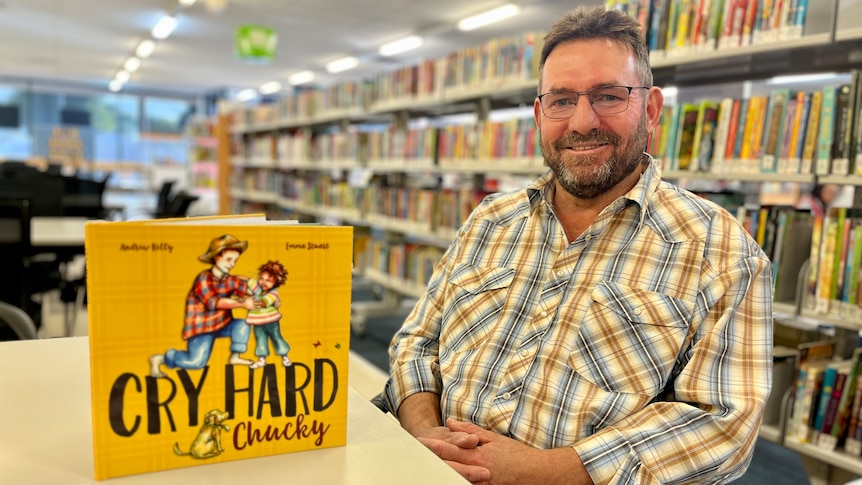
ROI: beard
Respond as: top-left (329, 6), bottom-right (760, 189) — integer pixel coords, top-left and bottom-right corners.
top-left (541, 115), bottom-right (650, 199)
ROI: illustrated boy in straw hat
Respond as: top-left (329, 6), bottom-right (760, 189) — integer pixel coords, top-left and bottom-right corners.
top-left (149, 234), bottom-right (261, 378)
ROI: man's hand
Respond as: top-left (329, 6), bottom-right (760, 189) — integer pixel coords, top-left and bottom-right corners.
top-left (412, 423), bottom-right (491, 484)
top-left (423, 418), bottom-right (593, 485)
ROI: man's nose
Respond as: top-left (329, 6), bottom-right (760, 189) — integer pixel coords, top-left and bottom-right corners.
top-left (566, 97), bottom-right (600, 134)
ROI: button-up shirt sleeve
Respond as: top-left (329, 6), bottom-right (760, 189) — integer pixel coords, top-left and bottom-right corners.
top-left (572, 242), bottom-right (773, 484)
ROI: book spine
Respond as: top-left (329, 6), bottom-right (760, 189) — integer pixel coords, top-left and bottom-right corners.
top-left (816, 86), bottom-right (838, 175)
top-left (801, 90), bottom-right (823, 174)
top-left (831, 83), bottom-right (854, 175)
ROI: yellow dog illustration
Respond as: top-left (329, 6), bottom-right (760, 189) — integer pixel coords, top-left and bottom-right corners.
top-left (173, 409), bottom-right (230, 459)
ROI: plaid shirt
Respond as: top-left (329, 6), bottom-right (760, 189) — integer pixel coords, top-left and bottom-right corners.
top-left (385, 158), bottom-right (773, 484)
top-left (182, 269), bottom-right (249, 339)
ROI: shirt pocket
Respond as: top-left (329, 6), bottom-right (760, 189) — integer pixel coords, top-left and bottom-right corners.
top-left (440, 263), bottom-right (516, 354)
top-left (568, 280), bottom-right (691, 396)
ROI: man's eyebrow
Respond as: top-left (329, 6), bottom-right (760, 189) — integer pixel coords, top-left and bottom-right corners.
top-left (544, 83), bottom-right (621, 93)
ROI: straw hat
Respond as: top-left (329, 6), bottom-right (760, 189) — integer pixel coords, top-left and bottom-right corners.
top-left (198, 234), bottom-right (248, 263)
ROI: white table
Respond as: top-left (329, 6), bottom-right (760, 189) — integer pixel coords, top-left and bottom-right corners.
top-left (30, 216), bottom-right (87, 247)
top-left (0, 337), bottom-right (467, 484)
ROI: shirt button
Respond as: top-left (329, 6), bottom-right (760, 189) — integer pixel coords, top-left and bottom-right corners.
top-left (540, 310), bottom-right (548, 317)
top-left (584, 234), bottom-right (593, 241)
top-left (634, 307), bottom-right (643, 315)
top-left (555, 270), bottom-right (565, 277)
top-left (520, 349), bottom-right (530, 357)
top-left (503, 392), bottom-right (512, 400)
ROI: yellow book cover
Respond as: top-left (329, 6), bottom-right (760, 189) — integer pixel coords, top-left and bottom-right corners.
top-left (85, 215), bottom-right (354, 480)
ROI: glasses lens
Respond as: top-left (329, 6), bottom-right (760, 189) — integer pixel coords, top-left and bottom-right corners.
top-left (541, 93), bottom-right (575, 119)
top-left (588, 86), bottom-right (630, 115)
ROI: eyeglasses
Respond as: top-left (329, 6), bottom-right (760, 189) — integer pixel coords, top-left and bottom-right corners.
top-left (537, 85), bottom-right (649, 119)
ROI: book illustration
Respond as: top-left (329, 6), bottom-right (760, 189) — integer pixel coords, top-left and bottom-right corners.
top-left (149, 234), bottom-right (260, 378)
top-left (173, 409), bottom-right (231, 459)
top-left (86, 218), bottom-right (354, 479)
top-left (247, 260), bottom-right (293, 368)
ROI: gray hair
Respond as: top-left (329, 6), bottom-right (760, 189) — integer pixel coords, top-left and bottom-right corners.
top-left (539, 6), bottom-right (653, 92)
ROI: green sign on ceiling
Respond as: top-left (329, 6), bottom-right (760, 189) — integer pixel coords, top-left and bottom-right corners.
top-left (235, 24), bottom-right (277, 63)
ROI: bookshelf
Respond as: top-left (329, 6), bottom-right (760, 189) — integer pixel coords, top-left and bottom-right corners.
top-left (219, 1), bottom-right (862, 481)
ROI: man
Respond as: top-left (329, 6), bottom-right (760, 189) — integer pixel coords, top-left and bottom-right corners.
top-left (383, 6), bottom-right (772, 484)
top-left (150, 234), bottom-right (260, 378)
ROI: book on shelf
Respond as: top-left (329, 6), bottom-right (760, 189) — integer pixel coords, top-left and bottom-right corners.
top-left (691, 99), bottom-right (719, 171)
top-left (786, 91), bottom-right (811, 174)
top-left (84, 214), bottom-right (354, 480)
top-left (815, 85), bottom-right (838, 175)
top-left (814, 357), bottom-right (854, 450)
top-left (831, 83), bottom-right (855, 175)
top-left (761, 89), bottom-right (790, 174)
top-left (800, 90), bottom-right (823, 175)
top-left (675, 103), bottom-right (700, 170)
top-left (817, 347), bottom-right (862, 451)
top-left (788, 339), bottom-right (834, 443)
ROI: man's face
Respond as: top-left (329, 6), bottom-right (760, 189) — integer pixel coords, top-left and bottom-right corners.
top-left (213, 249), bottom-right (241, 275)
top-left (533, 38), bottom-right (663, 199)
top-left (258, 271), bottom-right (276, 292)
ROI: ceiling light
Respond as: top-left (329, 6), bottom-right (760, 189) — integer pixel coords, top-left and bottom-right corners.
top-left (151, 15), bottom-right (178, 40)
top-left (661, 86), bottom-right (678, 97)
top-left (136, 39), bottom-right (156, 58)
top-left (259, 81), bottom-right (282, 95)
top-left (178, 0), bottom-right (198, 6)
top-left (288, 70), bottom-right (315, 85)
top-left (108, 80), bottom-right (124, 92)
top-left (326, 56), bottom-right (359, 73)
top-left (379, 35), bottom-right (424, 57)
top-left (115, 70), bottom-right (131, 83)
top-left (457, 4), bottom-right (521, 31)
top-left (766, 72), bottom-right (840, 85)
top-left (124, 57), bottom-right (142, 73)
top-left (236, 88), bottom-right (258, 102)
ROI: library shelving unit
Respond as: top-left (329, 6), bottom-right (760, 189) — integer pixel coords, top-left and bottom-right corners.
top-left (221, 1), bottom-right (862, 482)
top-left (185, 115), bottom-right (220, 215)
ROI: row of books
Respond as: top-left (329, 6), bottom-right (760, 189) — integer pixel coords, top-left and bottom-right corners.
top-left (233, 121), bottom-right (543, 168)
top-left (228, 31), bottom-right (544, 130)
top-left (366, 238), bottom-right (445, 288)
top-left (231, 170), bottom-right (490, 235)
top-left (786, 341), bottom-right (862, 456)
top-left (733, 205), bottom-right (812, 303)
top-left (806, 207), bottom-right (862, 318)
top-left (653, 71), bottom-right (862, 176)
top-left (608, 0), bottom-right (812, 56)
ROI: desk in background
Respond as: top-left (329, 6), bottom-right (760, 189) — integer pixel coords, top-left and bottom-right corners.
top-left (0, 338), bottom-right (467, 484)
top-left (31, 216), bottom-right (87, 248)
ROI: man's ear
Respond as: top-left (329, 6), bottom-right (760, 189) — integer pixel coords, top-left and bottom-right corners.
top-left (533, 97), bottom-right (542, 130)
top-left (645, 86), bottom-right (664, 131)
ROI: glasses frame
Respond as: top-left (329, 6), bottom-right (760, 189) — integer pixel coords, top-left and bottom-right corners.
top-left (537, 85), bottom-right (650, 119)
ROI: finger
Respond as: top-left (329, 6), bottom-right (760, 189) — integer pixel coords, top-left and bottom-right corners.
top-left (447, 418), bottom-right (489, 438)
top-left (418, 437), bottom-right (477, 464)
top-left (443, 460), bottom-right (491, 483)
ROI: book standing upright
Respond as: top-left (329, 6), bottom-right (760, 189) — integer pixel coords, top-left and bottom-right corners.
top-left (85, 215), bottom-right (354, 480)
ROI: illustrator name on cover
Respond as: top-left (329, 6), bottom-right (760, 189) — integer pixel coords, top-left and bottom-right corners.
top-left (120, 242), bottom-right (174, 253)
top-left (285, 241), bottom-right (329, 251)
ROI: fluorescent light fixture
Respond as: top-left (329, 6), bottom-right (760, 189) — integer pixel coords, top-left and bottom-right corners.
top-left (288, 70), bottom-right (315, 85)
top-left (767, 72), bottom-right (839, 85)
top-left (236, 88), bottom-right (258, 102)
top-left (457, 4), bottom-right (521, 31)
top-left (179, 0), bottom-right (198, 6)
top-left (326, 56), bottom-right (359, 73)
top-left (136, 39), bottom-right (156, 58)
top-left (259, 81), bottom-right (283, 95)
top-left (115, 70), bottom-right (131, 83)
top-left (379, 35), bottom-right (424, 57)
top-left (108, 79), bottom-right (124, 92)
top-left (124, 57), bottom-right (142, 73)
top-left (660, 86), bottom-right (678, 98)
top-left (151, 15), bottom-right (178, 40)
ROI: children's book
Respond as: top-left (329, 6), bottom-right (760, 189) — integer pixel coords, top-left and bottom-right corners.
top-left (85, 214), bottom-right (355, 480)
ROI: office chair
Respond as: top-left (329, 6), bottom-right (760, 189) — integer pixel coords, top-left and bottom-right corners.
top-left (0, 301), bottom-right (38, 340)
top-left (0, 195), bottom-right (63, 328)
